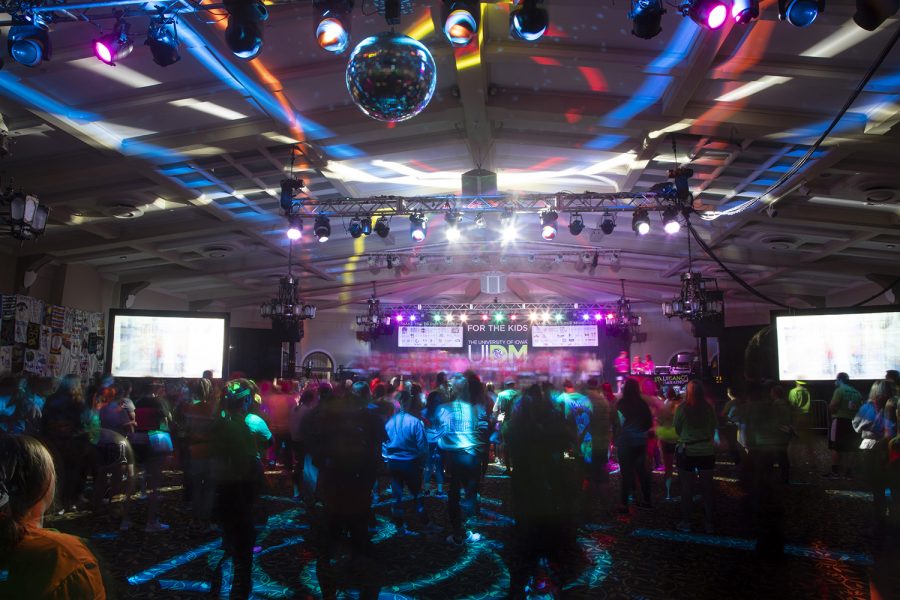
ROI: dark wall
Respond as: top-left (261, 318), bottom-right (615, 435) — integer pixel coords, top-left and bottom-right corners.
top-left (228, 327), bottom-right (283, 380)
top-left (718, 323), bottom-right (767, 394)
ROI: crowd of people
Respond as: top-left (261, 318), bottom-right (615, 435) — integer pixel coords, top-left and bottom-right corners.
top-left (0, 367), bottom-right (898, 599)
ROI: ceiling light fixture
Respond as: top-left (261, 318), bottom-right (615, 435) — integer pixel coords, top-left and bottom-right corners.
top-left (8, 18), bottom-right (52, 67)
top-left (224, 0), bottom-right (268, 60)
top-left (374, 216), bottom-right (390, 237)
top-left (409, 212), bottom-right (427, 242)
top-left (600, 212), bottom-right (616, 235)
top-left (568, 213), bottom-right (585, 236)
top-left (500, 207), bottom-right (517, 243)
top-left (778, 0), bottom-right (823, 27)
top-left (445, 210), bottom-right (463, 242)
top-left (146, 15), bottom-right (181, 67)
top-left (314, 214), bottom-right (331, 242)
top-left (443, 0), bottom-right (480, 47)
top-left (94, 17), bottom-right (134, 65)
top-left (632, 207), bottom-right (651, 235)
top-left (683, 0), bottom-right (728, 29)
top-left (540, 209), bottom-right (558, 240)
top-left (662, 205), bottom-right (681, 234)
top-left (510, 0), bottom-right (549, 41)
top-left (314, 0), bottom-right (353, 53)
top-left (1, 183), bottom-right (50, 241)
top-left (731, 0), bottom-right (760, 23)
top-left (348, 216), bottom-right (364, 238)
top-left (361, 215), bottom-right (373, 236)
top-left (286, 214), bottom-right (302, 240)
top-left (629, 0), bottom-right (665, 39)
top-left (854, 0), bottom-right (898, 30)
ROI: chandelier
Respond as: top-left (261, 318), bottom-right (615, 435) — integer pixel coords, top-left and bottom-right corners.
top-left (662, 218), bottom-right (724, 321)
top-left (611, 279), bottom-right (642, 329)
top-left (356, 285), bottom-right (393, 341)
top-left (1, 180), bottom-right (49, 240)
top-left (259, 239), bottom-right (316, 324)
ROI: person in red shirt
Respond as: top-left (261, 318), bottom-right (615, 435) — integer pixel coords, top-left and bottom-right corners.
top-left (0, 433), bottom-right (107, 599)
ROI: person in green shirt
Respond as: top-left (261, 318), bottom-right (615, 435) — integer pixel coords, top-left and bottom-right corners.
top-left (787, 381), bottom-right (817, 479)
top-left (826, 372), bottom-right (863, 479)
top-left (673, 379), bottom-right (717, 533)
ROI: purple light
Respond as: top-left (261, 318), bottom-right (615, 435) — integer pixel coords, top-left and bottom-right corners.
top-left (582, 313), bottom-right (590, 321)
top-left (708, 4), bottom-right (727, 28)
top-left (396, 314), bottom-right (404, 322)
top-left (286, 226), bottom-right (301, 240)
top-left (595, 313), bottom-right (603, 320)
top-left (410, 314), bottom-right (417, 322)
top-left (94, 41), bottom-right (113, 64)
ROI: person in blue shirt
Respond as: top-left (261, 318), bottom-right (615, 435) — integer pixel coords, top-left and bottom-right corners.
top-left (382, 390), bottom-right (430, 531)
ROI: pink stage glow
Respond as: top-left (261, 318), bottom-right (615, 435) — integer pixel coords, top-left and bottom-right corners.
top-left (396, 314), bottom-right (405, 322)
top-left (530, 56), bottom-right (562, 66)
top-left (95, 41), bottom-right (113, 64)
top-left (577, 66), bottom-right (607, 92)
top-left (708, 4), bottom-right (727, 28)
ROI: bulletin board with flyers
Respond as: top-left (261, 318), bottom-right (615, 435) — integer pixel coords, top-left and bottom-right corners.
top-left (0, 295), bottom-right (105, 378)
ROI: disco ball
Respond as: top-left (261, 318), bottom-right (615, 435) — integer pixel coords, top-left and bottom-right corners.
top-left (345, 32), bottom-right (437, 123)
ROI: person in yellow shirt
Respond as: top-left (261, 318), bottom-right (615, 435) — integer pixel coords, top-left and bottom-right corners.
top-left (0, 433), bottom-right (106, 599)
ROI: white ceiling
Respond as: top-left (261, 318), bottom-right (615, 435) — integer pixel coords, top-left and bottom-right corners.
top-left (1, 0), bottom-right (899, 316)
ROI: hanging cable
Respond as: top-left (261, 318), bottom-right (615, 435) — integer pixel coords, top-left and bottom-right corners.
top-left (687, 221), bottom-right (791, 308)
top-left (700, 22), bottom-right (900, 221)
top-left (852, 276), bottom-right (900, 307)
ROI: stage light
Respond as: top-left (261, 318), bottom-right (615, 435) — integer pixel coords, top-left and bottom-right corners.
top-left (582, 313), bottom-right (590, 321)
top-left (731, 0), bottom-right (760, 23)
top-left (778, 0), bottom-right (822, 27)
top-left (434, 313), bottom-right (442, 322)
top-left (315, 0), bottom-right (353, 53)
top-left (568, 213), bottom-right (585, 236)
top-left (474, 213), bottom-right (486, 228)
top-left (629, 0), bottom-right (665, 39)
top-left (595, 312), bottom-right (603, 321)
top-left (224, 0), bottom-right (268, 59)
top-left (500, 208), bottom-right (517, 243)
top-left (686, 0), bottom-right (728, 29)
top-left (446, 313), bottom-right (454, 321)
top-left (510, 0), bottom-right (549, 41)
top-left (482, 314), bottom-right (489, 321)
top-left (396, 314), bottom-right (404, 322)
top-left (348, 217), bottom-right (364, 238)
top-left (8, 22), bottom-right (51, 67)
top-left (286, 214), bottom-right (302, 240)
top-left (410, 314), bottom-right (418, 322)
top-left (374, 216), bottom-right (390, 238)
top-left (662, 205), bottom-right (681, 234)
top-left (443, 0), bottom-right (480, 47)
top-left (314, 215), bottom-right (331, 242)
top-left (542, 311), bottom-right (551, 321)
top-left (446, 211), bottom-right (463, 242)
top-left (510, 314), bottom-right (518, 321)
top-left (494, 312), bottom-right (505, 322)
top-left (540, 210), bottom-right (558, 240)
top-left (146, 17), bottom-right (180, 67)
top-left (409, 212), bottom-right (427, 242)
top-left (361, 215), bottom-right (372, 236)
top-left (94, 19), bottom-right (134, 65)
top-left (460, 313), bottom-right (469, 322)
top-left (854, 0), bottom-right (898, 31)
top-left (529, 312), bottom-right (538, 321)
top-left (554, 313), bottom-right (563, 321)
top-left (600, 212), bottom-right (616, 235)
top-left (632, 207), bottom-right (651, 235)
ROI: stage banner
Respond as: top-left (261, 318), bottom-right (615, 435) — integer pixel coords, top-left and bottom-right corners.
top-left (531, 324), bottom-right (599, 348)
top-left (398, 325), bottom-right (463, 348)
top-left (463, 322), bottom-right (530, 364)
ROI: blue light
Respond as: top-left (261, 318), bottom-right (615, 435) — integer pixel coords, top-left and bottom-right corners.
top-left (647, 20), bottom-right (698, 74)
top-left (584, 134), bottom-right (628, 150)
top-left (323, 143), bottom-right (365, 159)
top-left (598, 75), bottom-right (672, 129)
top-left (127, 539), bottom-right (222, 585)
top-left (782, 0), bottom-right (819, 27)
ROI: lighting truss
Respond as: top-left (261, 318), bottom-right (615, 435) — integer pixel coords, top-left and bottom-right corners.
top-left (288, 191), bottom-right (673, 218)
top-left (361, 248), bottom-right (623, 264)
top-left (385, 302), bottom-right (622, 313)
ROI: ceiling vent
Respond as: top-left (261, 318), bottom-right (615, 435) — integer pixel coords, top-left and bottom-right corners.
top-left (202, 245), bottom-right (235, 259)
top-left (862, 187), bottom-right (898, 205)
top-left (758, 235), bottom-right (798, 251)
top-left (108, 204), bottom-right (144, 219)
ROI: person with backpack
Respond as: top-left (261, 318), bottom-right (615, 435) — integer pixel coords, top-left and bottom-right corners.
top-left (827, 372), bottom-right (863, 479)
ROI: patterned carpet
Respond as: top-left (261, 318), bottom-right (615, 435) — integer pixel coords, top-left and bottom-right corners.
top-left (45, 440), bottom-right (898, 600)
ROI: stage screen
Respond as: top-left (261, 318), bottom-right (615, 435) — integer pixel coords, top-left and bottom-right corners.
top-left (398, 326), bottom-right (463, 348)
top-left (109, 310), bottom-right (228, 378)
top-left (532, 325), bottom-right (599, 348)
top-left (775, 310), bottom-right (900, 381)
